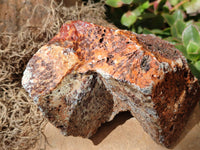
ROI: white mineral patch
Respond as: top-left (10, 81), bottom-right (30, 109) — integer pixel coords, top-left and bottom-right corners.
top-left (37, 45), bottom-right (50, 55)
top-left (62, 48), bottom-right (74, 56)
top-left (34, 97), bottom-right (39, 104)
top-left (135, 44), bottom-right (141, 49)
top-left (160, 62), bottom-right (171, 73)
top-left (114, 29), bottom-right (120, 34)
top-left (67, 25), bottom-right (70, 30)
top-left (171, 61), bottom-right (175, 69)
top-left (97, 55), bottom-right (102, 60)
top-left (175, 58), bottom-right (183, 68)
top-left (96, 69), bottom-right (111, 79)
top-left (22, 66), bottom-right (32, 93)
top-left (114, 60), bottom-right (118, 64)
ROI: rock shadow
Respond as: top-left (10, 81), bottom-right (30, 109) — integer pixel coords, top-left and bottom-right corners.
top-left (90, 111), bottom-right (133, 145)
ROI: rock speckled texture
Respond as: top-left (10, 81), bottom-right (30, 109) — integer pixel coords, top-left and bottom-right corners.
top-left (22, 21), bottom-right (200, 148)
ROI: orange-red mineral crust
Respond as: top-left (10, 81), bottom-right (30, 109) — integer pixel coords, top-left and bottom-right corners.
top-left (22, 21), bottom-right (200, 148)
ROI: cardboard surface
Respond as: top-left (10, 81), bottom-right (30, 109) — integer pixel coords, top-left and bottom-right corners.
top-left (32, 105), bottom-right (200, 150)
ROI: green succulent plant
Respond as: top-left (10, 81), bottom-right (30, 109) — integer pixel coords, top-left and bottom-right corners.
top-left (105, 0), bottom-right (200, 80)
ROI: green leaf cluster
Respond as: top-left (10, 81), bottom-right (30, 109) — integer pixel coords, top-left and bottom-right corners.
top-left (106, 0), bottom-right (150, 28)
top-left (163, 10), bottom-right (200, 79)
top-left (105, 0), bottom-right (200, 80)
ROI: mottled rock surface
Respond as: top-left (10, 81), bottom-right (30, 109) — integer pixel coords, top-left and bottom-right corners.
top-left (22, 21), bottom-right (200, 148)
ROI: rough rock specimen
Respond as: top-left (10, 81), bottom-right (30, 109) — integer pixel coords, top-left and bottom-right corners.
top-left (22, 21), bottom-right (200, 148)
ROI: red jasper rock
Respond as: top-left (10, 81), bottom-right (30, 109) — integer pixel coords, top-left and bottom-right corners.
top-left (22, 21), bottom-right (200, 148)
